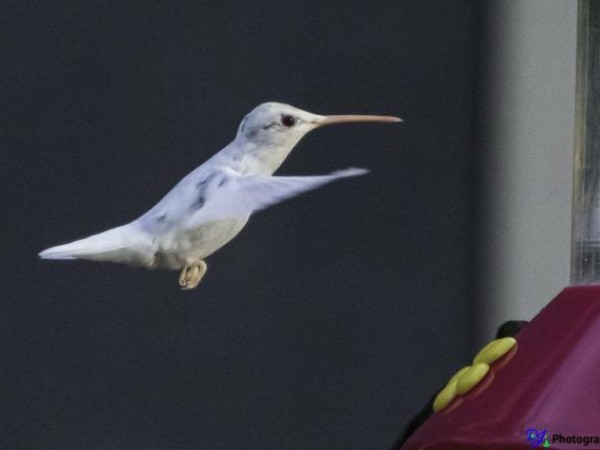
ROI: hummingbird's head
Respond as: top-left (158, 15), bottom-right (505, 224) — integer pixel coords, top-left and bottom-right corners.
top-left (234, 102), bottom-right (401, 172)
top-left (236, 102), bottom-right (322, 148)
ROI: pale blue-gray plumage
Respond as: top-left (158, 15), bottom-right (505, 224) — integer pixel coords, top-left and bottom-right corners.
top-left (39, 102), bottom-right (401, 289)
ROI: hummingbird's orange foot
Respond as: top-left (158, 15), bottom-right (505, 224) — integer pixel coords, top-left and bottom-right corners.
top-left (178, 260), bottom-right (207, 290)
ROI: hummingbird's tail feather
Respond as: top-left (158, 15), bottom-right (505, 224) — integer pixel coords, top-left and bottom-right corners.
top-left (39, 223), bottom-right (155, 267)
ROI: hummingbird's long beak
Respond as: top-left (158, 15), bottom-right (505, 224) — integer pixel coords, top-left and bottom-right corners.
top-left (315, 114), bottom-right (402, 127)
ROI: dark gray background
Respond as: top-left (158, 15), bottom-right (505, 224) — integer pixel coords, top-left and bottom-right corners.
top-left (1, 1), bottom-right (482, 448)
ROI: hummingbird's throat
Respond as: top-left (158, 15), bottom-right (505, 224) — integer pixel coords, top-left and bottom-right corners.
top-left (250, 141), bottom-right (298, 174)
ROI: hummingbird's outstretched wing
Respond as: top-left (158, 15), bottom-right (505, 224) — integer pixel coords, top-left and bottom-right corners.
top-left (185, 167), bottom-right (368, 227)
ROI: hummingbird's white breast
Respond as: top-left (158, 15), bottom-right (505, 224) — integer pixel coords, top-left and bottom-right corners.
top-left (151, 216), bottom-right (249, 270)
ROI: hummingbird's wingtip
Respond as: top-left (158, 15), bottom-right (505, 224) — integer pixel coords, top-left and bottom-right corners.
top-left (333, 167), bottom-right (370, 177)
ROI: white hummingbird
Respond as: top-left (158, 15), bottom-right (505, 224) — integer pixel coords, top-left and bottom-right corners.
top-left (39, 102), bottom-right (401, 290)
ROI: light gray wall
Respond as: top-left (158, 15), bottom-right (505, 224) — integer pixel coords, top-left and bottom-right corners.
top-left (479, 0), bottom-right (578, 341)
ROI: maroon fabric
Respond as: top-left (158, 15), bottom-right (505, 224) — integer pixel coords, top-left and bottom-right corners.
top-left (403, 285), bottom-right (600, 450)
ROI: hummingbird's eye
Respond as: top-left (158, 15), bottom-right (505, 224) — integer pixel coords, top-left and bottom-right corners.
top-left (281, 115), bottom-right (296, 128)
